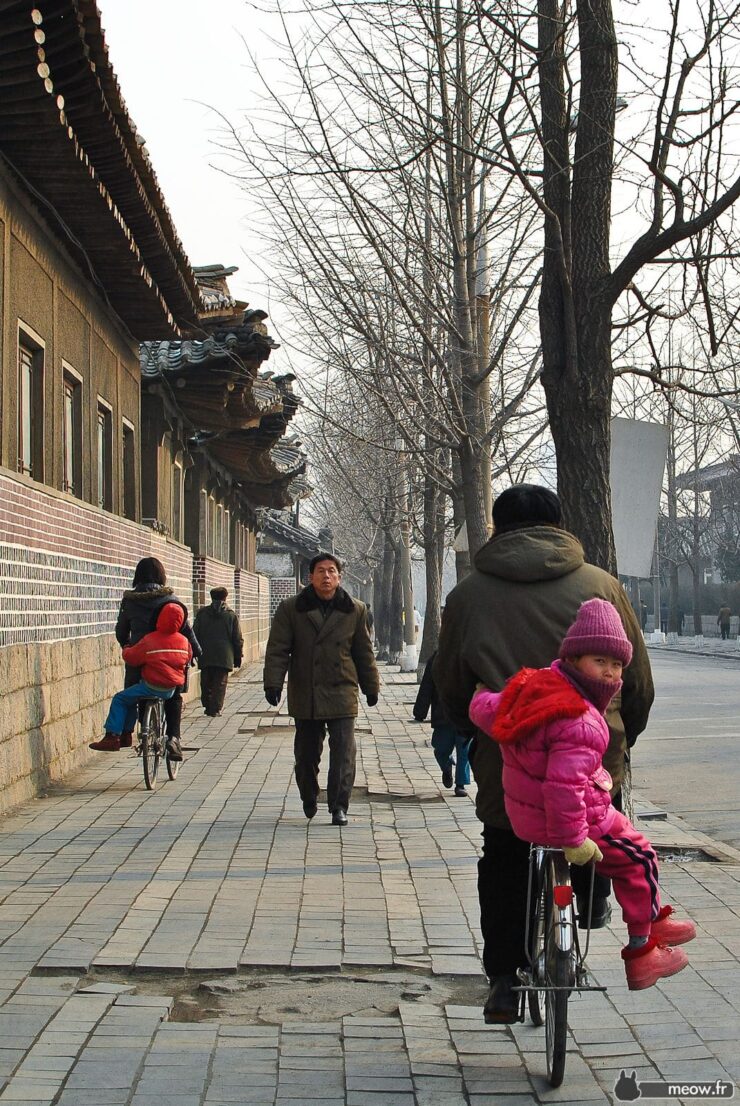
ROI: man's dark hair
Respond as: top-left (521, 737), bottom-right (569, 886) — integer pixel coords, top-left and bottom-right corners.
top-left (210, 587), bottom-right (228, 601)
top-left (132, 557), bottom-right (167, 588)
top-left (492, 484), bottom-right (562, 534)
top-left (309, 552), bottom-right (343, 574)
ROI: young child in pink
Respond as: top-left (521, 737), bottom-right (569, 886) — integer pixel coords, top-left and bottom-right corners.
top-left (469, 598), bottom-right (696, 991)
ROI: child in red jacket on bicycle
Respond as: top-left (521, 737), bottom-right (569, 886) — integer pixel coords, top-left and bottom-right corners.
top-left (470, 599), bottom-right (696, 991)
top-left (92, 602), bottom-right (192, 758)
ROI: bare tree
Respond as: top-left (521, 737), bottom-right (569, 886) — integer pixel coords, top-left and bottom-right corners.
top-left (475, 0), bottom-right (740, 569)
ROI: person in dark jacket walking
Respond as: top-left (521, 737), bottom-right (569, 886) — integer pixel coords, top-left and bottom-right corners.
top-left (263, 553), bottom-right (380, 826)
top-left (193, 587), bottom-right (244, 717)
top-left (413, 652), bottom-right (471, 796)
top-left (93, 603), bottom-right (192, 744)
top-left (89, 557), bottom-right (201, 759)
top-left (435, 485), bottom-right (654, 1024)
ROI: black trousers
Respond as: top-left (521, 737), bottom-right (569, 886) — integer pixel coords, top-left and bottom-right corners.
top-left (200, 667), bottom-right (230, 715)
top-left (294, 717), bottom-right (356, 812)
top-left (479, 793), bottom-right (621, 981)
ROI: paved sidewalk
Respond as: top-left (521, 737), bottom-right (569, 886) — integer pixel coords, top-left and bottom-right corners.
top-left (0, 664), bottom-right (737, 1104)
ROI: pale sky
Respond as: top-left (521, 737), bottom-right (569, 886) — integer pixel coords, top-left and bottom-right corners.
top-left (95, 0), bottom-right (290, 332)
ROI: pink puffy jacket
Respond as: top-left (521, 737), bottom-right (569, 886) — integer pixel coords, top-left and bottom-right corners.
top-left (468, 661), bottom-right (618, 848)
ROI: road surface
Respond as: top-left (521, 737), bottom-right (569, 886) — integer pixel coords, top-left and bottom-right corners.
top-left (633, 650), bottom-right (740, 848)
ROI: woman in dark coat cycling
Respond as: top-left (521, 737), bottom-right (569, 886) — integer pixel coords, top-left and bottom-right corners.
top-left (89, 557), bottom-right (201, 759)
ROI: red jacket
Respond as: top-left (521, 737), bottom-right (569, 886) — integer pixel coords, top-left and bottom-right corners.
top-left (122, 603), bottom-right (192, 688)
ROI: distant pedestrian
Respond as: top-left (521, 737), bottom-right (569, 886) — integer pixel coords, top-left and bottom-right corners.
top-left (263, 553), bottom-right (379, 827)
top-left (193, 588), bottom-right (244, 717)
top-left (718, 605), bottom-right (731, 640)
top-left (639, 601), bottom-right (648, 633)
top-left (413, 652), bottom-right (471, 797)
top-left (677, 607), bottom-right (685, 636)
top-left (660, 602), bottom-right (668, 634)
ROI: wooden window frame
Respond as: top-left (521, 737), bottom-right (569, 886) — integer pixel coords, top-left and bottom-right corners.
top-left (96, 398), bottom-right (113, 512)
top-left (17, 323), bottom-right (45, 480)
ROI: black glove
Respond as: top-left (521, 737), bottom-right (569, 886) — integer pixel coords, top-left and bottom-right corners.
top-left (265, 687), bottom-right (282, 706)
top-left (366, 693), bottom-right (378, 707)
top-left (234, 656), bottom-right (243, 670)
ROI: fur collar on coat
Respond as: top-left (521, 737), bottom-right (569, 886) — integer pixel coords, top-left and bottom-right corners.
top-left (122, 584), bottom-right (174, 602)
top-left (295, 585), bottom-right (356, 614)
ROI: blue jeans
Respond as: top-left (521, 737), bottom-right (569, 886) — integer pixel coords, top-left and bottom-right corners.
top-left (431, 724), bottom-right (471, 788)
top-left (104, 681), bottom-right (175, 736)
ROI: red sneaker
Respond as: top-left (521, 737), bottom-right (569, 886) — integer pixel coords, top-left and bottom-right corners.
top-left (651, 905), bottom-right (696, 946)
top-left (622, 938), bottom-right (689, 991)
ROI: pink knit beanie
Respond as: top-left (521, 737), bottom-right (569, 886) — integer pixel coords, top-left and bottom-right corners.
top-left (558, 598), bottom-right (633, 666)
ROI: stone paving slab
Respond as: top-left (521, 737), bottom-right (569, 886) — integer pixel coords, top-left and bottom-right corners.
top-left (0, 663), bottom-right (736, 1102)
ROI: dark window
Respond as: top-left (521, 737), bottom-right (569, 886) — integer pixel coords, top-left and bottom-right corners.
top-left (18, 337), bottom-right (43, 478)
top-left (97, 403), bottom-right (113, 511)
top-left (62, 372), bottom-right (82, 496)
top-left (122, 423), bottom-right (136, 520)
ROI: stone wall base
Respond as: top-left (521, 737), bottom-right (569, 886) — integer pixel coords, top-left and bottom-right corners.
top-left (0, 634), bottom-right (202, 818)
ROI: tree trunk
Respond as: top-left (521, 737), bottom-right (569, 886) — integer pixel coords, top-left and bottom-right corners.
top-left (389, 545), bottom-right (404, 664)
top-left (376, 526), bottom-right (395, 661)
top-left (418, 473), bottom-right (443, 676)
top-left (537, 0), bottom-right (619, 572)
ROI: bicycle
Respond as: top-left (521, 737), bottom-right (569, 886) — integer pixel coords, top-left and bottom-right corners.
top-left (136, 698), bottom-right (180, 790)
top-left (513, 845), bottom-right (606, 1088)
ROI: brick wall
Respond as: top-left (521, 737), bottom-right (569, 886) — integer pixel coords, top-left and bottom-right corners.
top-left (0, 468), bottom-right (194, 646)
top-left (269, 577), bottom-right (297, 620)
top-left (0, 467), bottom-right (271, 810)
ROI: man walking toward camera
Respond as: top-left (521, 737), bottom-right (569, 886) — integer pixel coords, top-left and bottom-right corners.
top-left (263, 553), bottom-right (379, 826)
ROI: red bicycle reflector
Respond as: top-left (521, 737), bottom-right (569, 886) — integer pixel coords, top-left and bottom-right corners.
top-left (553, 885), bottom-right (573, 908)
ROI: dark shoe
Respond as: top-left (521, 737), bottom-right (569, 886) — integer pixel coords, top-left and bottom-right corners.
top-left (483, 974), bottom-right (520, 1024)
top-left (119, 731), bottom-right (133, 749)
top-left (166, 738), bottom-right (183, 762)
top-left (303, 800), bottom-right (318, 820)
top-left (89, 733), bottom-right (120, 752)
top-left (442, 765), bottom-right (454, 789)
top-left (454, 786), bottom-right (468, 797)
top-left (577, 895), bottom-right (612, 930)
top-left (331, 808), bottom-right (348, 826)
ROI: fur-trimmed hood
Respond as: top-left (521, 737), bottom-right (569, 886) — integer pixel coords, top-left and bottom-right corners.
top-left (121, 584), bottom-right (174, 603)
top-left (490, 666), bottom-right (588, 744)
top-left (295, 585), bottom-right (355, 614)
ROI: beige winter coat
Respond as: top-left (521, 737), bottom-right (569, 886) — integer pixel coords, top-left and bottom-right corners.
top-left (435, 526), bottom-right (654, 829)
top-left (263, 585), bottom-right (379, 720)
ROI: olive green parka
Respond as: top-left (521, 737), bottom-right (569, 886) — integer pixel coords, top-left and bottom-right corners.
top-left (435, 526), bottom-right (654, 829)
top-left (263, 585), bottom-right (380, 719)
top-left (193, 601), bottom-right (243, 671)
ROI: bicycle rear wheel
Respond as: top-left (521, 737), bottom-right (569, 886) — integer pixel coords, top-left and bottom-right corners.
top-left (166, 751), bottom-right (180, 781)
top-left (527, 852), bottom-right (545, 1027)
top-left (544, 853), bottom-right (574, 1088)
top-left (141, 701), bottom-right (161, 790)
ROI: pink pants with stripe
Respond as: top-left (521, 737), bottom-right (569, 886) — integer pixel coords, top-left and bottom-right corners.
top-left (591, 811), bottom-right (661, 938)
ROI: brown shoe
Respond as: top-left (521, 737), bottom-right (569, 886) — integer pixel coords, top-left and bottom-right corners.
top-left (89, 733), bottom-right (120, 752)
top-left (119, 731), bottom-right (134, 749)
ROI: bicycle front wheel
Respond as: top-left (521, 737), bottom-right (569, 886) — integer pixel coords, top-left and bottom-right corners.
top-left (141, 702), bottom-right (161, 790)
top-left (544, 853), bottom-right (574, 1087)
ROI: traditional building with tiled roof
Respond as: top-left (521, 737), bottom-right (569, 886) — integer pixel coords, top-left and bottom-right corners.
top-left (0, 0), bottom-right (308, 812)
